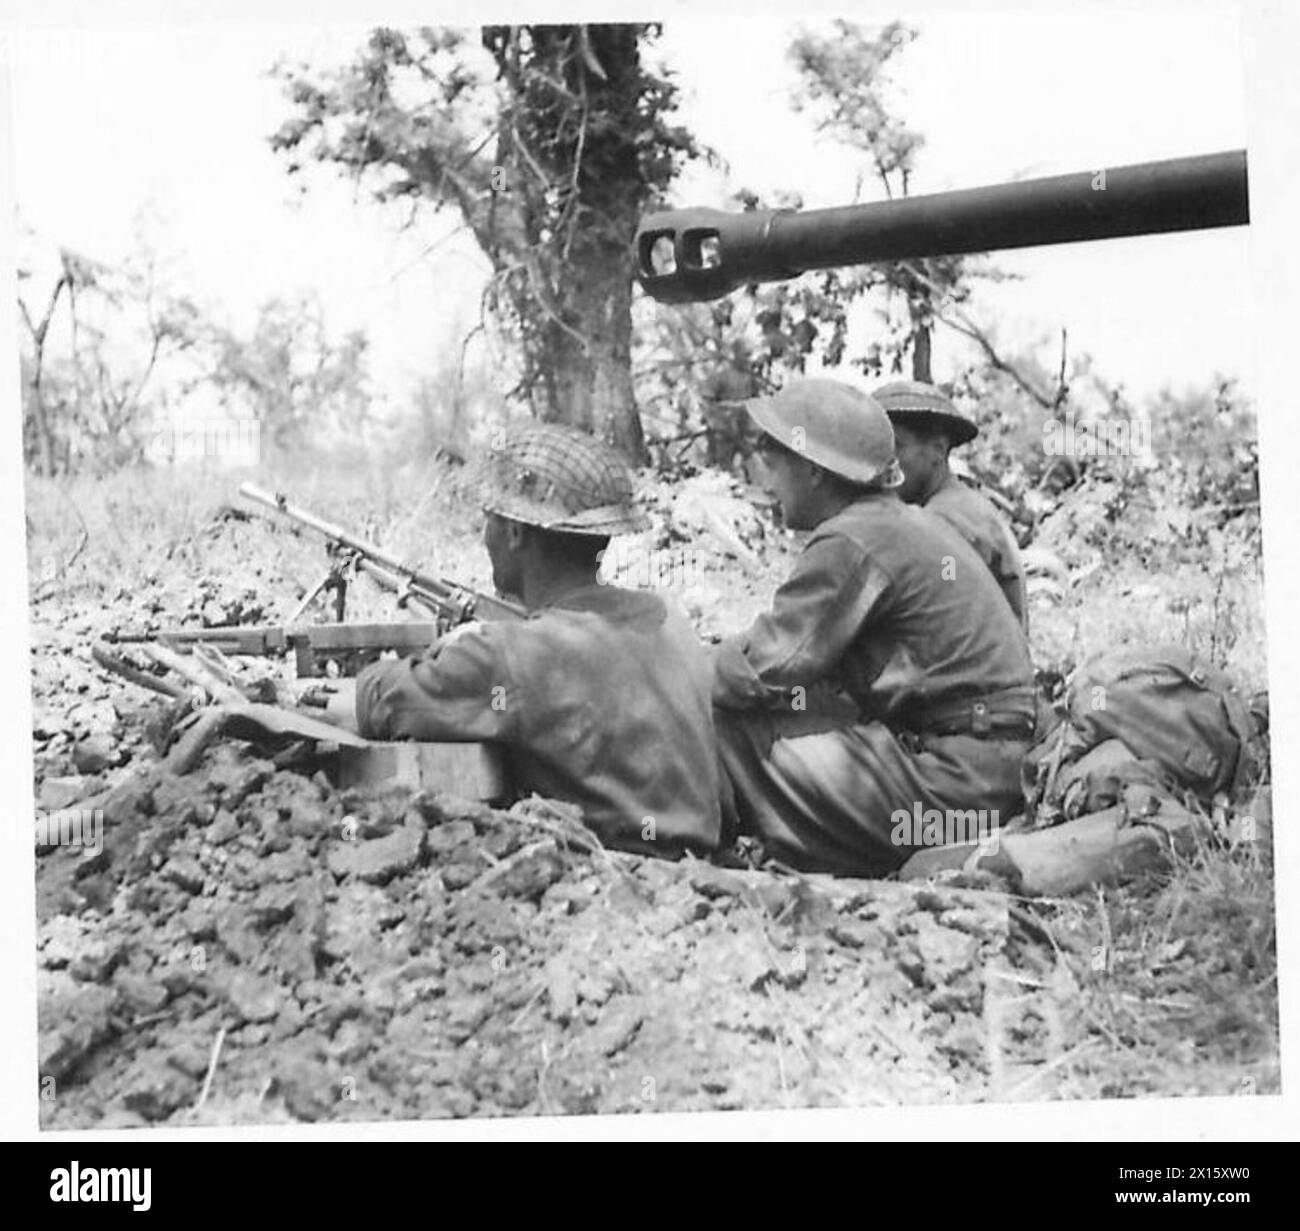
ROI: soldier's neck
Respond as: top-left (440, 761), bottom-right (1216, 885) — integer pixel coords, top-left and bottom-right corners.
top-left (809, 484), bottom-right (894, 528)
top-left (920, 462), bottom-right (952, 504)
top-left (519, 563), bottom-right (601, 612)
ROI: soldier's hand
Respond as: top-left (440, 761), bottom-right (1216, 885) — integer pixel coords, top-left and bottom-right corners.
top-left (293, 679), bottom-right (359, 735)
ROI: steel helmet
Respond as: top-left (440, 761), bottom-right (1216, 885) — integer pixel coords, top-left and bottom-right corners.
top-left (746, 378), bottom-right (903, 487)
top-left (472, 422), bottom-right (647, 536)
top-left (873, 379), bottom-right (979, 446)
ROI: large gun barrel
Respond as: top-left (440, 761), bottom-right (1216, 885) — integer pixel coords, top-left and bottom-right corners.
top-left (635, 149), bottom-right (1249, 304)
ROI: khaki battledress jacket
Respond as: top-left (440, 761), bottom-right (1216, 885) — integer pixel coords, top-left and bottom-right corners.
top-left (355, 584), bottom-right (721, 855)
top-left (713, 491), bottom-right (1034, 876)
top-left (926, 473), bottom-right (1028, 629)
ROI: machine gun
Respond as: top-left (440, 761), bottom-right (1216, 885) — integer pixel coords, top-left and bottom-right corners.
top-left (237, 482), bottom-right (525, 629)
top-left (97, 486), bottom-right (525, 701)
top-left (634, 149), bottom-right (1249, 304)
top-left (93, 488), bottom-right (525, 783)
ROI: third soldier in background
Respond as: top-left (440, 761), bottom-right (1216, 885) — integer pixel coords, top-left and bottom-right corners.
top-left (874, 380), bottom-right (1029, 630)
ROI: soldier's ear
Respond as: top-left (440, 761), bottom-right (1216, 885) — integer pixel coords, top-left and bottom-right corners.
top-left (806, 458), bottom-right (832, 488)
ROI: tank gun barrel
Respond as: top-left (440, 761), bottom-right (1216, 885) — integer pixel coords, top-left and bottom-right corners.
top-left (635, 149), bottom-right (1248, 304)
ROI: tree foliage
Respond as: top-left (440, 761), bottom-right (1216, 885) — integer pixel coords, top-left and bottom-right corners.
top-left (202, 294), bottom-right (370, 450)
top-left (1148, 377), bottom-right (1258, 512)
top-left (950, 348), bottom-right (1260, 574)
top-left (270, 24), bottom-right (704, 461)
top-left (786, 18), bottom-right (991, 383)
top-left (18, 240), bottom-right (201, 475)
top-left (16, 226), bottom-right (373, 475)
top-left (788, 20), bottom-right (924, 198)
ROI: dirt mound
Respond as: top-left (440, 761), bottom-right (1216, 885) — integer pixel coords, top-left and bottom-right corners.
top-left (30, 475), bottom-right (1035, 1125)
top-left (36, 739), bottom-right (1020, 1126)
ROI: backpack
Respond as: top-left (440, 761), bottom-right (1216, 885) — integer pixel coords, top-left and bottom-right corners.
top-left (1024, 645), bottom-right (1261, 823)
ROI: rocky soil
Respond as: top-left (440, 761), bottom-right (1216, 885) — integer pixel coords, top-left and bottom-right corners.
top-left (37, 748), bottom-right (1036, 1125)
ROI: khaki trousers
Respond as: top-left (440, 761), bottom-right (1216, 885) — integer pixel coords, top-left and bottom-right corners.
top-left (716, 706), bottom-right (1028, 877)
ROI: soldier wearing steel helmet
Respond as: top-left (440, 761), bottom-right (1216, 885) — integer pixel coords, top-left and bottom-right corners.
top-left (354, 422), bottom-right (721, 855)
top-left (712, 378), bottom-right (1034, 877)
top-left (874, 379), bottom-right (1029, 630)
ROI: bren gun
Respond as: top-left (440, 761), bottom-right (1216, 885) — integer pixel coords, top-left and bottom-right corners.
top-left (94, 487), bottom-right (525, 784)
top-left (237, 481), bottom-right (525, 629)
top-left (100, 484), bottom-right (525, 681)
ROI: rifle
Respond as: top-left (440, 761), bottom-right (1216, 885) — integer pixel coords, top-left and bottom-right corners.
top-left (237, 481), bottom-right (525, 628)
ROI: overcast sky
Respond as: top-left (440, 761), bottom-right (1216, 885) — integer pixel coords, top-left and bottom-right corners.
top-left (1, 4), bottom-right (1257, 412)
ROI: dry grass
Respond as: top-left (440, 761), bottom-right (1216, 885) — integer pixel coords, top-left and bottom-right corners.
top-left (1009, 821), bottom-right (1279, 1099)
top-left (25, 447), bottom-right (492, 619)
top-left (1011, 507), bottom-right (1276, 1100)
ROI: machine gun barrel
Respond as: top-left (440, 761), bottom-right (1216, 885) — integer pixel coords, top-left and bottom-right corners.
top-left (635, 149), bottom-right (1249, 304)
top-left (239, 482), bottom-right (525, 624)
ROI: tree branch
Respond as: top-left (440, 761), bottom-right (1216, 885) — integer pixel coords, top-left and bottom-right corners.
top-left (561, 78), bottom-right (589, 261)
top-left (1054, 327), bottom-right (1070, 410)
top-left (897, 259), bottom-right (1056, 409)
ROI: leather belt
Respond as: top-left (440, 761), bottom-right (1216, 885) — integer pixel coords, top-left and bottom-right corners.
top-left (895, 688), bottom-right (1036, 740)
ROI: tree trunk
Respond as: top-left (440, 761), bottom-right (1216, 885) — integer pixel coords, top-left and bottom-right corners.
top-left (539, 240), bottom-right (646, 464)
top-left (524, 23), bottom-right (652, 466)
top-left (911, 323), bottom-right (932, 383)
top-left (22, 278), bottom-right (66, 477)
top-left (27, 382), bottom-right (58, 477)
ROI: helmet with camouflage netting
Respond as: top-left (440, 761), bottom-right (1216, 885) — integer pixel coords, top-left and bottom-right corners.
top-left (472, 422), bottom-right (647, 536)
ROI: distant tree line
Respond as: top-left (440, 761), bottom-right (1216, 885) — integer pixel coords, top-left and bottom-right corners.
top-left (17, 231), bottom-right (371, 476)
